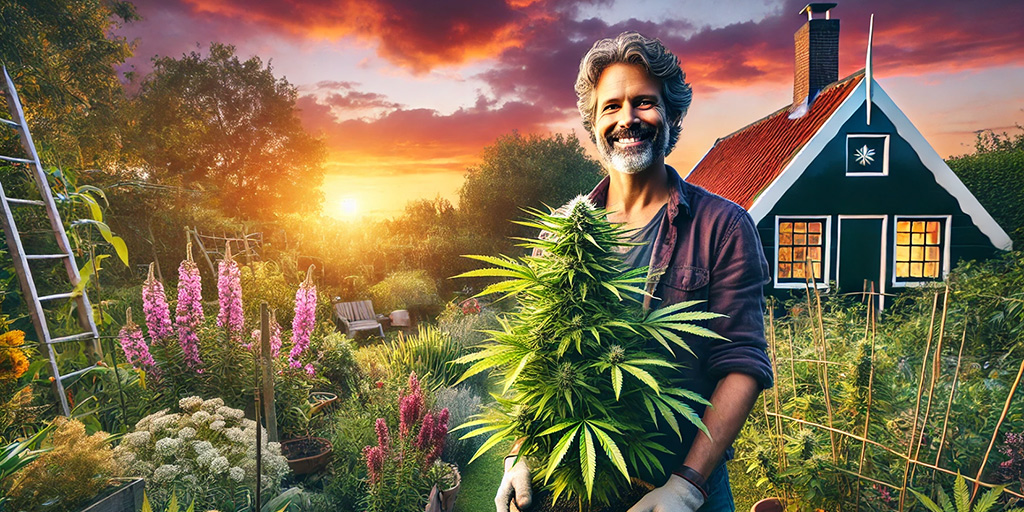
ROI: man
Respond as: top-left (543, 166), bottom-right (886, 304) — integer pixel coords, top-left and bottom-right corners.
top-left (495, 32), bottom-right (773, 511)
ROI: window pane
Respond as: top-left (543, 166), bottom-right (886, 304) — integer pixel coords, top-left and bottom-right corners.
top-left (780, 232), bottom-right (792, 245)
top-left (912, 233), bottom-right (924, 245)
top-left (913, 221), bottom-right (926, 233)
top-left (897, 232), bottom-right (910, 245)
top-left (779, 263), bottom-right (791, 278)
top-left (911, 246), bottom-right (924, 261)
top-left (924, 262), bottom-right (939, 278)
top-left (809, 246), bottom-right (822, 261)
top-left (897, 221), bottom-right (911, 233)
top-left (911, 262), bottom-right (923, 277)
top-left (896, 246), bottom-right (910, 262)
top-left (779, 247), bottom-right (792, 262)
top-left (926, 246), bottom-right (940, 261)
top-left (808, 233), bottom-right (821, 245)
top-left (896, 262), bottom-right (910, 277)
top-left (793, 262), bottom-right (805, 278)
top-left (794, 247), bottom-right (806, 262)
top-left (812, 262), bottom-right (822, 278)
top-left (794, 223), bottom-right (806, 233)
top-left (794, 234), bottom-right (806, 246)
top-left (809, 222), bottom-right (822, 233)
top-left (780, 222), bottom-right (792, 233)
top-left (927, 222), bottom-right (941, 244)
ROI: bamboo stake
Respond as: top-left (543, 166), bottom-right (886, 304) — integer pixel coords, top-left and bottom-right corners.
top-left (855, 282), bottom-right (879, 511)
top-left (899, 292), bottom-right (940, 512)
top-left (934, 322), bottom-right (967, 468)
top-left (764, 411), bottom-right (1024, 499)
top-left (767, 305), bottom-right (786, 473)
top-left (911, 286), bottom-right (949, 483)
top-left (806, 278), bottom-right (838, 463)
top-left (788, 325), bottom-right (797, 395)
top-left (971, 355), bottom-right (1024, 499)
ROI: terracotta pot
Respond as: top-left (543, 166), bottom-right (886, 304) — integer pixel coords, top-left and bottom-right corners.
top-left (281, 436), bottom-right (333, 475)
top-left (751, 497), bottom-right (786, 512)
top-left (425, 462), bottom-right (462, 512)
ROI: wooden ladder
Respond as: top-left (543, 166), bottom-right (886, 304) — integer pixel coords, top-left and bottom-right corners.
top-left (0, 66), bottom-right (102, 417)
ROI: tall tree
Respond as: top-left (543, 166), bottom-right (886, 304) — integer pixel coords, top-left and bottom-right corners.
top-left (0, 0), bottom-right (137, 171)
top-left (458, 132), bottom-right (603, 240)
top-left (947, 126), bottom-right (1024, 248)
top-left (131, 43), bottom-right (326, 221)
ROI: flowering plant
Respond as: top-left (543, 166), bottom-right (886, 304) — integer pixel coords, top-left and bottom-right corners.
top-left (0, 330), bottom-right (29, 381)
top-left (217, 244), bottom-right (244, 340)
top-left (114, 396), bottom-right (290, 511)
top-left (175, 241), bottom-right (204, 370)
top-left (288, 265), bottom-right (317, 369)
top-left (362, 372), bottom-right (449, 512)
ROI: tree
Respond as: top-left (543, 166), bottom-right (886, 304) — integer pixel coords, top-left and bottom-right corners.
top-left (0, 0), bottom-right (137, 171)
top-left (130, 43), bottom-right (326, 221)
top-left (458, 132), bottom-right (603, 241)
top-left (947, 125), bottom-right (1024, 248)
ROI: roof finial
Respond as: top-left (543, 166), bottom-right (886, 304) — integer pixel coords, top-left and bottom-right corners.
top-left (866, 14), bottom-right (875, 125)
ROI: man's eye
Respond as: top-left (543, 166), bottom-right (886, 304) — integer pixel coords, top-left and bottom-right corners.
top-left (638, 100), bottom-right (655, 108)
top-left (602, 104), bottom-right (619, 112)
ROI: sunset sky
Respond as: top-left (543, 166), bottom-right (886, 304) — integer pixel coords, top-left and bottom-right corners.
top-left (113, 0), bottom-right (1024, 220)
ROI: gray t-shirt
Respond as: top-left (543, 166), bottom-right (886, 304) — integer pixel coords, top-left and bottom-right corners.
top-left (615, 204), bottom-right (668, 272)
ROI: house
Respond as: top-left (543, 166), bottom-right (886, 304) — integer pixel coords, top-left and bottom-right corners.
top-left (685, 3), bottom-right (1012, 308)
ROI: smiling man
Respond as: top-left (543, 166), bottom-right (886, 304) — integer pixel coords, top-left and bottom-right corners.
top-left (495, 32), bottom-right (774, 512)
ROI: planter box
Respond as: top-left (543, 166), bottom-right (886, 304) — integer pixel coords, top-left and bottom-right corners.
top-left (79, 478), bottom-right (145, 512)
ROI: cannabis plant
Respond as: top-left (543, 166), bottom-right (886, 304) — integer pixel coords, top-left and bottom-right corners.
top-left (911, 472), bottom-right (1024, 512)
top-left (454, 196), bottom-right (722, 507)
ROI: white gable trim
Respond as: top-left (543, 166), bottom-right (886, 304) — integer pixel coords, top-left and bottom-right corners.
top-left (870, 83), bottom-right (1012, 251)
top-left (747, 78), bottom-right (867, 223)
top-left (747, 77), bottom-right (1012, 251)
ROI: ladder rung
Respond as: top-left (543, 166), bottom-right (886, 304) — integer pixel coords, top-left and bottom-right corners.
top-left (5, 197), bottom-right (45, 206)
top-left (25, 254), bottom-right (69, 260)
top-left (49, 332), bottom-right (95, 344)
top-left (0, 118), bottom-right (17, 127)
top-left (37, 292), bottom-right (74, 302)
top-left (0, 155), bottom-right (33, 164)
top-left (59, 365), bottom-right (100, 381)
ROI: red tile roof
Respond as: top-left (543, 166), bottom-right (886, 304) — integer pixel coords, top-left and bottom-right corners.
top-left (685, 72), bottom-right (864, 210)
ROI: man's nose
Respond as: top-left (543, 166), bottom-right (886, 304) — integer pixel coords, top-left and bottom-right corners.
top-left (615, 107), bottom-right (640, 128)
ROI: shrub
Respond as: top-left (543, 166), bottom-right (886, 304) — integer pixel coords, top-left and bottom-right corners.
top-left (364, 325), bottom-right (468, 391)
top-left (434, 385), bottom-right (484, 468)
top-left (312, 331), bottom-right (362, 399)
top-left (113, 396), bottom-right (290, 511)
top-left (368, 270), bottom-right (441, 313)
top-left (5, 418), bottom-right (118, 512)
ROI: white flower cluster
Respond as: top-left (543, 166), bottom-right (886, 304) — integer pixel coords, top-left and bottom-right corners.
top-left (114, 396), bottom-right (290, 510)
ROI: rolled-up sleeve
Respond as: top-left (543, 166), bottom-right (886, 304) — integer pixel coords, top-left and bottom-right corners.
top-left (704, 207), bottom-right (773, 389)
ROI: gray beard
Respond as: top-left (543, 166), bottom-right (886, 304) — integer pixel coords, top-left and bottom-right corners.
top-left (597, 122), bottom-right (669, 175)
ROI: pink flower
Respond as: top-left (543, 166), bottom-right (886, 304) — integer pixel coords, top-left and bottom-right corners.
top-left (364, 445), bottom-right (385, 484)
top-left (142, 263), bottom-right (173, 343)
top-left (304, 363), bottom-right (315, 377)
top-left (175, 244), bottom-right (204, 371)
top-left (375, 418), bottom-right (390, 452)
top-left (216, 246), bottom-right (244, 339)
top-left (246, 314), bottom-right (282, 357)
top-left (416, 412), bottom-right (435, 451)
top-left (118, 308), bottom-right (159, 377)
top-left (288, 266), bottom-right (317, 367)
top-left (399, 372), bottom-right (424, 438)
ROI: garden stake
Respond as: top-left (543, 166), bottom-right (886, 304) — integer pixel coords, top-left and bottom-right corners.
top-left (854, 282), bottom-right (879, 512)
top-left (970, 353), bottom-right (1024, 500)
top-left (260, 302), bottom-right (278, 442)
top-left (910, 286), bottom-right (949, 483)
top-left (767, 304), bottom-right (786, 471)
top-left (805, 277), bottom-right (837, 463)
top-left (898, 292), bottom-right (940, 512)
top-left (788, 325), bottom-right (797, 393)
top-left (188, 226), bottom-right (217, 277)
top-left (934, 323), bottom-right (967, 468)
top-left (254, 344), bottom-right (262, 512)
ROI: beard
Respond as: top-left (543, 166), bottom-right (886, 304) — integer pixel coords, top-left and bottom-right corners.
top-left (596, 118), bottom-right (670, 175)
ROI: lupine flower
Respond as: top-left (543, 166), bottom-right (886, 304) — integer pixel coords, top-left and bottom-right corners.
top-left (364, 445), bottom-right (385, 484)
top-left (175, 240), bottom-right (204, 370)
top-left (304, 363), bottom-right (315, 377)
top-left (142, 263), bottom-right (173, 343)
top-left (288, 265), bottom-right (317, 366)
top-left (216, 244), bottom-right (244, 339)
top-left (399, 372), bottom-right (424, 438)
top-left (375, 418), bottom-right (390, 453)
top-left (119, 307), bottom-right (159, 377)
top-left (247, 314), bottom-right (282, 357)
top-left (417, 408), bottom-right (449, 466)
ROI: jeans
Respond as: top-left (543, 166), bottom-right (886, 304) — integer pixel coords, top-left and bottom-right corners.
top-left (699, 462), bottom-right (735, 512)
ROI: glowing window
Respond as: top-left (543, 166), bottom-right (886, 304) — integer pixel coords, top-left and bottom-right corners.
top-left (895, 219), bottom-right (944, 280)
top-left (778, 219), bottom-right (825, 282)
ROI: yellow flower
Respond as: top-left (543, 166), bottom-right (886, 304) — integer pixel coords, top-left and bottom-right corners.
top-left (0, 346), bottom-right (29, 380)
top-left (0, 330), bottom-right (25, 348)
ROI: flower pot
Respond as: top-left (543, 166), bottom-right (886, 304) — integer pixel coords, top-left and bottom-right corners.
top-left (425, 462), bottom-right (461, 512)
top-left (309, 391), bottom-right (338, 416)
top-left (78, 478), bottom-right (145, 512)
top-left (751, 497), bottom-right (786, 512)
top-left (281, 436), bottom-right (333, 475)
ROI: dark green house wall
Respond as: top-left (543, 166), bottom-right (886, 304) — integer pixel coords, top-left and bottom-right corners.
top-left (755, 101), bottom-right (1001, 296)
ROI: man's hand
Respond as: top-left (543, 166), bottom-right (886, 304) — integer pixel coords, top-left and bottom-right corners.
top-left (626, 475), bottom-right (705, 512)
top-left (495, 455), bottom-right (532, 512)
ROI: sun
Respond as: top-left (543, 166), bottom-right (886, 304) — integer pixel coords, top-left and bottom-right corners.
top-left (336, 197), bottom-right (359, 218)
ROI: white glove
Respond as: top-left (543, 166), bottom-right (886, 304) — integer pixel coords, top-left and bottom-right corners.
top-left (495, 455), bottom-right (532, 512)
top-left (627, 474), bottom-right (705, 512)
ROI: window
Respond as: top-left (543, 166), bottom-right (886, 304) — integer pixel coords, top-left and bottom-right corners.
top-left (777, 218), bottom-right (826, 284)
top-left (894, 218), bottom-right (946, 282)
top-left (846, 134), bottom-right (889, 176)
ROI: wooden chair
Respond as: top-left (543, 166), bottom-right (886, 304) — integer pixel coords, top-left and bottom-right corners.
top-left (333, 300), bottom-right (387, 338)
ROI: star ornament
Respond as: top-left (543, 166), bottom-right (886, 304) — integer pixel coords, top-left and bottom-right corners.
top-left (854, 145), bottom-right (876, 166)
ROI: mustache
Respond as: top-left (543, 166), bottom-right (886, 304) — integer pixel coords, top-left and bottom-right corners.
top-left (609, 122), bottom-right (657, 140)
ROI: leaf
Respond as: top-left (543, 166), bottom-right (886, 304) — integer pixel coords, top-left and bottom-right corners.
top-left (580, 424), bottom-right (596, 501)
top-left (910, 488), bottom-right (945, 512)
top-left (620, 364), bottom-right (660, 394)
top-left (589, 422), bottom-right (628, 482)
top-left (503, 352), bottom-right (534, 394)
top-left (611, 366), bottom-right (623, 400)
top-left (653, 397), bottom-right (681, 440)
top-left (972, 484), bottom-right (1005, 512)
top-left (72, 255), bottom-right (109, 297)
top-left (954, 473), bottom-right (969, 512)
top-left (167, 492), bottom-right (179, 512)
top-left (544, 424), bottom-right (581, 484)
top-left (72, 219), bottom-right (129, 266)
top-left (467, 425), bottom-right (516, 465)
top-left (536, 421), bottom-right (578, 438)
top-left (142, 492), bottom-right (153, 512)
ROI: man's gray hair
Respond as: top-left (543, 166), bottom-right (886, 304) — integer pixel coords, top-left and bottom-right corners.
top-left (575, 31), bottom-right (692, 155)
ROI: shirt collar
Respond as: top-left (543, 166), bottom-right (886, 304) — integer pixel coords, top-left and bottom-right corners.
top-left (586, 165), bottom-right (692, 220)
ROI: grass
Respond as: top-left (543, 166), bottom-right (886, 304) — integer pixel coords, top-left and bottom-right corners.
top-left (454, 439), bottom-right (510, 512)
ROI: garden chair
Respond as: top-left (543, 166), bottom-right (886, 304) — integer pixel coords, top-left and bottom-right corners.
top-left (333, 299), bottom-right (387, 338)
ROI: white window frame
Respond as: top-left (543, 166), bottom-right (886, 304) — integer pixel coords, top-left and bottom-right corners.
top-left (774, 215), bottom-right (831, 290)
top-left (846, 134), bottom-right (890, 176)
top-left (890, 215), bottom-right (952, 287)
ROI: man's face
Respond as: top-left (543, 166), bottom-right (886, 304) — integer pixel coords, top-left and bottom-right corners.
top-left (593, 63), bottom-right (669, 175)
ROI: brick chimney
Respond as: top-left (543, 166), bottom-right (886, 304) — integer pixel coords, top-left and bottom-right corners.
top-left (794, 3), bottom-right (839, 107)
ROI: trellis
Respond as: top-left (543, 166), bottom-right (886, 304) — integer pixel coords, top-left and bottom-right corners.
top-left (760, 277), bottom-right (1024, 510)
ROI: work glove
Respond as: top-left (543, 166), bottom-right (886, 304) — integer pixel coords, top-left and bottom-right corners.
top-left (495, 455), bottom-right (532, 512)
top-left (626, 474), bottom-right (705, 512)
